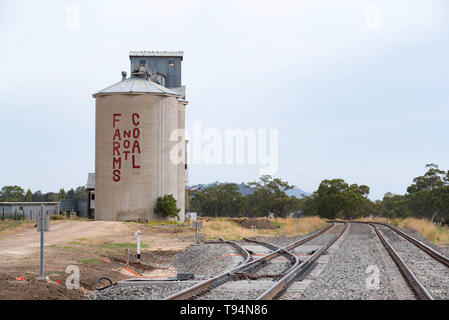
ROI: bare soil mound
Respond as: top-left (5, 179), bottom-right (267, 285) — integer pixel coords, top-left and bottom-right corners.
top-left (239, 218), bottom-right (277, 230)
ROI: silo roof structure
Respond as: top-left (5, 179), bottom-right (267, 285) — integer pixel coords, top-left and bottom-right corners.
top-left (129, 51), bottom-right (183, 59)
top-left (93, 77), bottom-right (181, 97)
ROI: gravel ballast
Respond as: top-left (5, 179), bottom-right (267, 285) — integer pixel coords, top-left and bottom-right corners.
top-left (88, 281), bottom-right (198, 300)
top-left (377, 225), bottom-right (449, 300)
top-left (289, 223), bottom-right (411, 300)
top-left (172, 243), bottom-right (242, 278)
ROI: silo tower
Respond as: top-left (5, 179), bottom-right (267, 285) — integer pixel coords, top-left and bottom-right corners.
top-left (93, 51), bottom-right (187, 222)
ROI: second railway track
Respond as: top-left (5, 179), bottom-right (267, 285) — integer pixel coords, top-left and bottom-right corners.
top-left (166, 222), bottom-right (346, 300)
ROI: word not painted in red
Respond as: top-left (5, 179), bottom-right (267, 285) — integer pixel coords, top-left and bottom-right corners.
top-left (112, 113), bottom-right (141, 182)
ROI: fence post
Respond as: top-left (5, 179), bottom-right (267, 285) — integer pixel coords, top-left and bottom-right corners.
top-left (15, 209), bottom-right (17, 220)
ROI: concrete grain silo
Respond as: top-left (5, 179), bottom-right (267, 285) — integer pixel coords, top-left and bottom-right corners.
top-left (93, 51), bottom-right (187, 222)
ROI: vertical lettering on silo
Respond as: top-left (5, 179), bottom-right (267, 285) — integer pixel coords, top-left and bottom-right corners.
top-left (112, 113), bottom-right (141, 182)
top-left (131, 113), bottom-right (141, 168)
top-left (112, 113), bottom-right (122, 182)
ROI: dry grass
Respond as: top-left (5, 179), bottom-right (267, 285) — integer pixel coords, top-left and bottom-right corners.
top-left (392, 218), bottom-right (449, 245)
top-left (356, 217), bottom-right (449, 245)
top-left (200, 216), bottom-right (326, 240)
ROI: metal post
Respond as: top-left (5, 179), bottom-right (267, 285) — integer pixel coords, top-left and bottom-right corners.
top-left (40, 218), bottom-right (44, 277)
top-left (196, 222), bottom-right (199, 244)
top-left (125, 248), bottom-right (129, 267)
top-left (134, 230), bottom-right (142, 262)
top-left (39, 205), bottom-right (45, 278)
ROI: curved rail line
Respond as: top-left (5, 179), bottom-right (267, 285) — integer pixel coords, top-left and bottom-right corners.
top-left (257, 222), bottom-right (348, 300)
top-left (370, 223), bottom-right (434, 300)
top-left (166, 223), bottom-right (336, 300)
top-left (240, 237), bottom-right (297, 279)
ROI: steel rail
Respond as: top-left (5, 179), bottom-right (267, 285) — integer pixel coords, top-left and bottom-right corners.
top-left (242, 237), bottom-right (280, 251)
top-left (217, 237), bottom-right (252, 265)
top-left (370, 223), bottom-right (434, 300)
top-left (377, 222), bottom-right (449, 268)
top-left (166, 223), bottom-right (336, 300)
top-left (242, 237), bottom-right (297, 267)
top-left (256, 222), bottom-right (348, 300)
top-left (334, 220), bottom-right (449, 268)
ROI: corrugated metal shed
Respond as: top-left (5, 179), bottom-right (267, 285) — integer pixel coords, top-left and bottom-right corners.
top-left (93, 77), bottom-right (181, 97)
top-left (0, 202), bottom-right (60, 218)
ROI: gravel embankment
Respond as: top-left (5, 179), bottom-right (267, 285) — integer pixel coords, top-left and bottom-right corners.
top-left (292, 223), bottom-right (407, 300)
top-left (377, 225), bottom-right (449, 300)
top-left (172, 243), bottom-right (242, 278)
top-left (89, 243), bottom-right (241, 300)
top-left (88, 281), bottom-right (198, 300)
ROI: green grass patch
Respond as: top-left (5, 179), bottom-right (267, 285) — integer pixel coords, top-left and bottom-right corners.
top-left (68, 240), bottom-right (86, 246)
top-left (146, 220), bottom-right (186, 226)
top-left (270, 221), bottom-right (285, 228)
top-left (77, 259), bottom-right (99, 264)
top-left (101, 242), bottom-right (149, 249)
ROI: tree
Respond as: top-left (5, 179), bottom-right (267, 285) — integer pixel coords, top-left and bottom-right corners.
top-left (190, 183), bottom-right (244, 217)
top-left (246, 175), bottom-right (300, 217)
top-left (154, 194), bottom-right (180, 219)
top-left (58, 188), bottom-right (67, 201)
top-left (406, 164), bottom-right (449, 222)
top-left (66, 186), bottom-right (87, 200)
top-left (0, 186), bottom-right (25, 202)
top-left (301, 179), bottom-right (369, 219)
top-left (24, 189), bottom-right (33, 202)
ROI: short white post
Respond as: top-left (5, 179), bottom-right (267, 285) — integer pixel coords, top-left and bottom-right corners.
top-left (134, 230), bottom-right (142, 262)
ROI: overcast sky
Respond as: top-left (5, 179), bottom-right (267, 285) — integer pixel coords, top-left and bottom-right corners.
top-left (1, 0), bottom-right (448, 199)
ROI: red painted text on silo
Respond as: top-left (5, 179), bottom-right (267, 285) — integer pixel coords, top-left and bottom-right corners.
top-left (112, 113), bottom-right (141, 182)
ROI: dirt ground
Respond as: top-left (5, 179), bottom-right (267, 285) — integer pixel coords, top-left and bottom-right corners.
top-left (239, 218), bottom-right (278, 230)
top-left (0, 220), bottom-right (195, 300)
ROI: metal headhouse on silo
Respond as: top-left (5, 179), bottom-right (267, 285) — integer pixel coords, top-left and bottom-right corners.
top-left (93, 51), bottom-right (187, 222)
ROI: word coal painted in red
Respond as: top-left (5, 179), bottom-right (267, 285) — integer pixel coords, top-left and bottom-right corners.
top-left (112, 113), bottom-right (141, 182)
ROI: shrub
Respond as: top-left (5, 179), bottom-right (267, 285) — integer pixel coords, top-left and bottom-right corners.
top-left (154, 194), bottom-right (180, 219)
top-left (50, 215), bottom-right (65, 220)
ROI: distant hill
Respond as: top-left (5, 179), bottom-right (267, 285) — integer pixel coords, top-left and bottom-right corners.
top-left (189, 182), bottom-right (311, 198)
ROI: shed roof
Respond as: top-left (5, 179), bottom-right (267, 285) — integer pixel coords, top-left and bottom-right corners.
top-left (0, 202), bottom-right (59, 205)
top-left (129, 51), bottom-right (183, 59)
top-left (93, 77), bottom-right (181, 97)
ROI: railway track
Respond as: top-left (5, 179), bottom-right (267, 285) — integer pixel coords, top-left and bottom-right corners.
top-left (330, 220), bottom-right (449, 300)
top-left (370, 223), bottom-right (433, 300)
top-left (166, 223), bottom-right (339, 300)
top-left (374, 223), bottom-right (449, 299)
top-left (257, 222), bottom-right (348, 300)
